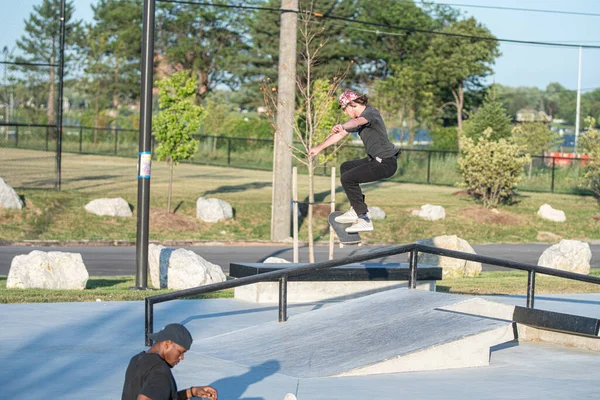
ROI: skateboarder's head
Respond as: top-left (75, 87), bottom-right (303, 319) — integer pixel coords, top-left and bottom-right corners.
top-left (338, 90), bottom-right (368, 111)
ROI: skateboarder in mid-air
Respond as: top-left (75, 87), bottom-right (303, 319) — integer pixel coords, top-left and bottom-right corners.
top-left (309, 90), bottom-right (399, 233)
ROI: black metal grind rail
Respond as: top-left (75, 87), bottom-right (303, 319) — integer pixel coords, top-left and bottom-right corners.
top-left (144, 243), bottom-right (600, 345)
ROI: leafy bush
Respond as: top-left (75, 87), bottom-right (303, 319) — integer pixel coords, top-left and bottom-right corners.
top-left (580, 117), bottom-right (600, 198)
top-left (458, 129), bottom-right (530, 208)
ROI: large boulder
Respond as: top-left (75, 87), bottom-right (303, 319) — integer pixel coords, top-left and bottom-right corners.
top-left (537, 204), bottom-right (566, 222)
top-left (0, 178), bottom-right (24, 209)
top-left (196, 197), bottom-right (233, 223)
top-left (7, 251), bottom-right (89, 290)
top-left (369, 206), bottom-right (386, 220)
top-left (412, 204), bottom-right (446, 221)
top-left (84, 198), bottom-right (132, 217)
top-left (416, 235), bottom-right (482, 279)
top-left (538, 240), bottom-right (592, 275)
top-left (148, 244), bottom-right (226, 289)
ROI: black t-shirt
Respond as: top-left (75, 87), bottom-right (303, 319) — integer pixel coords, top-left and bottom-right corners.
top-left (122, 352), bottom-right (178, 400)
top-left (351, 105), bottom-right (397, 159)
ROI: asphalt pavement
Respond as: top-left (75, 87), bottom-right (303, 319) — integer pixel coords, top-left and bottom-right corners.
top-left (1, 243), bottom-right (599, 276)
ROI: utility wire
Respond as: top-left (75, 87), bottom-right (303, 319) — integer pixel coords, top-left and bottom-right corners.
top-left (155, 0), bottom-right (600, 49)
top-left (405, 0), bottom-right (600, 18)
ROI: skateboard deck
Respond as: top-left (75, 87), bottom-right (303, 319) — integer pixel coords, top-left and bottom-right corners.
top-left (328, 211), bottom-right (362, 245)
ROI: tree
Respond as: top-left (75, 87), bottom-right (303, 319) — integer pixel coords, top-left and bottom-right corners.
top-left (14, 0), bottom-right (82, 128)
top-left (425, 17), bottom-right (500, 149)
top-left (89, 0), bottom-right (143, 131)
top-left (512, 122), bottom-right (561, 178)
top-left (463, 88), bottom-right (512, 143)
top-left (79, 24), bottom-right (112, 142)
top-left (156, 0), bottom-right (254, 97)
top-left (153, 71), bottom-right (203, 213)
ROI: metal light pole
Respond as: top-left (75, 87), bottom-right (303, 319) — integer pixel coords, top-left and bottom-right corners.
top-left (135, 0), bottom-right (156, 289)
top-left (574, 46), bottom-right (582, 154)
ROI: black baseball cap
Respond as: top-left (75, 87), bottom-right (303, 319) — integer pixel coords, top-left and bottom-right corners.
top-left (148, 323), bottom-right (193, 350)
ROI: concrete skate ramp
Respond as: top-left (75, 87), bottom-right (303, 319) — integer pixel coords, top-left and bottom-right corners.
top-left (195, 289), bottom-right (514, 378)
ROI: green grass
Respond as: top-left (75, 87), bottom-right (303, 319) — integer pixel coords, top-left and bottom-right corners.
top-left (438, 269), bottom-right (600, 296)
top-left (1, 271), bottom-right (598, 304)
top-left (0, 276), bottom-right (233, 303)
top-left (1, 148), bottom-right (600, 244)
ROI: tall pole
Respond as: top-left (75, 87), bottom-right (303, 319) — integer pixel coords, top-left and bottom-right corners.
top-left (271, 0), bottom-right (298, 241)
top-left (574, 46), bottom-right (582, 154)
top-left (135, 0), bottom-right (156, 289)
top-left (56, 0), bottom-right (66, 190)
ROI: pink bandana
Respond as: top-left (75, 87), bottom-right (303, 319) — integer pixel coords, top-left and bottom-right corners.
top-left (338, 90), bottom-right (360, 109)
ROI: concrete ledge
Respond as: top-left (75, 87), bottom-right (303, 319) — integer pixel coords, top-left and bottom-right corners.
top-left (235, 280), bottom-right (436, 303)
top-left (231, 262), bottom-right (441, 303)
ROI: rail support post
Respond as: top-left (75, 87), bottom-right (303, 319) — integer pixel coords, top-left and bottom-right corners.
top-left (278, 276), bottom-right (288, 322)
top-left (408, 249), bottom-right (418, 289)
top-left (527, 270), bottom-right (536, 308)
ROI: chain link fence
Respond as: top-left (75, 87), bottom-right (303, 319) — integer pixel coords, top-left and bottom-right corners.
top-left (0, 129), bottom-right (590, 194)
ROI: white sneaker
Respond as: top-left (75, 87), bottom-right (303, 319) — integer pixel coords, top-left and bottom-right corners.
top-left (335, 208), bottom-right (358, 223)
top-left (346, 217), bottom-right (373, 233)
top-left (284, 394), bottom-right (297, 400)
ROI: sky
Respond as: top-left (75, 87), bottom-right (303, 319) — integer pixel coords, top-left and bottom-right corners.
top-left (1, 0), bottom-right (599, 92)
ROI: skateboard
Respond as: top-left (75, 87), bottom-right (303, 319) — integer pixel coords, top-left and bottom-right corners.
top-left (328, 211), bottom-right (362, 246)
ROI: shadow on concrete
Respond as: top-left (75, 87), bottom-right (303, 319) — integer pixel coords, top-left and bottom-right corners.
top-left (209, 360), bottom-right (281, 400)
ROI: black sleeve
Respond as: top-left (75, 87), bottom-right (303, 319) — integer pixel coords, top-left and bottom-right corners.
top-left (140, 366), bottom-right (173, 400)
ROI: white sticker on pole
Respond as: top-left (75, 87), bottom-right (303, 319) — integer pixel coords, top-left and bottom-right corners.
top-left (138, 152), bottom-right (152, 178)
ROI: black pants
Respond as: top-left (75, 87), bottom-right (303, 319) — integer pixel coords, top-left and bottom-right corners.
top-left (340, 156), bottom-right (398, 215)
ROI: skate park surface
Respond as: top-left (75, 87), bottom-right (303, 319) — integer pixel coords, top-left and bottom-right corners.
top-left (1, 288), bottom-right (599, 399)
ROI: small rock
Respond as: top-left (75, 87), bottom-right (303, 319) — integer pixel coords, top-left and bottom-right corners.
top-left (84, 198), bottom-right (132, 217)
top-left (411, 204), bottom-right (446, 221)
top-left (537, 204), bottom-right (566, 222)
top-left (196, 197), bottom-right (233, 223)
top-left (369, 206), bottom-right (386, 220)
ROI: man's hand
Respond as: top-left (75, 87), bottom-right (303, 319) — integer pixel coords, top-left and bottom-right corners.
top-left (192, 386), bottom-right (218, 399)
top-left (332, 124), bottom-right (344, 133)
top-left (308, 146), bottom-right (321, 157)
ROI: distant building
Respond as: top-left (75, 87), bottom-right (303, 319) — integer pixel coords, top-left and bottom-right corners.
top-left (516, 107), bottom-right (552, 123)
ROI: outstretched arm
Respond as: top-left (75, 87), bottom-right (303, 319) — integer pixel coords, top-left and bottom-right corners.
top-left (334, 117), bottom-right (369, 133)
top-left (308, 129), bottom-right (350, 157)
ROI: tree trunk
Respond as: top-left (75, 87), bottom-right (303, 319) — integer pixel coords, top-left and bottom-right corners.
top-left (453, 82), bottom-right (465, 150)
top-left (168, 158), bottom-right (174, 213)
